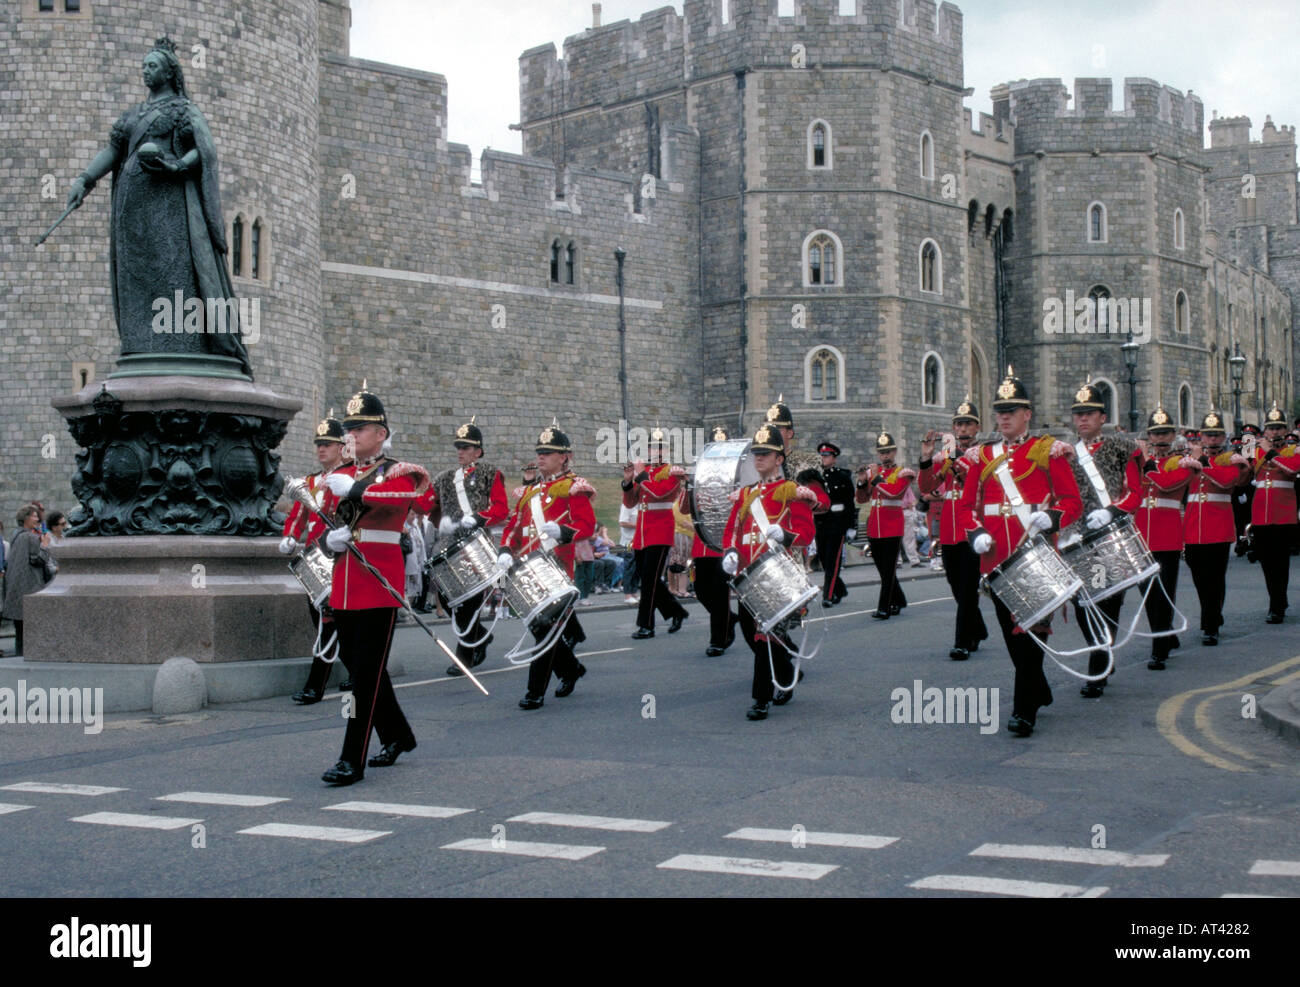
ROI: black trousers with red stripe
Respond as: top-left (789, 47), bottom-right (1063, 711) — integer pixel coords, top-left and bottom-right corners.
top-left (634, 543), bottom-right (688, 629)
top-left (1254, 523), bottom-right (1297, 615)
top-left (1185, 542), bottom-right (1230, 633)
top-left (692, 556), bottom-right (735, 648)
top-left (332, 607), bottom-right (414, 770)
top-left (814, 522), bottom-right (849, 602)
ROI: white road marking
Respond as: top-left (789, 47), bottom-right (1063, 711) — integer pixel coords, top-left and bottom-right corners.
top-left (657, 854), bottom-right (838, 880)
top-left (726, 827), bottom-right (898, 849)
top-left (0, 803), bottom-right (35, 815)
top-left (2, 782), bottom-right (125, 796)
top-left (325, 801), bottom-right (473, 819)
top-left (238, 822), bottom-right (390, 843)
top-left (807, 596), bottom-right (951, 623)
top-left (971, 843), bottom-right (1169, 868)
top-left (1220, 893), bottom-right (1285, 898)
top-left (394, 648), bottom-right (633, 690)
top-left (508, 811), bottom-right (672, 833)
top-left (72, 812), bottom-right (202, 831)
top-left (1249, 859), bottom-right (1300, 877)
top-left (909, 875), bottom-right (1108, 897)
top-left (442, 838), bottom-right (605, 860)
top-left (156, 792), bottom-right (288, 808)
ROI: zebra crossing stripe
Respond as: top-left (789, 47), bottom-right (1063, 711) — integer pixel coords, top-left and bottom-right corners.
top-left (2, 782), bottom-right (125, 796)
top-left (325, 801), bottom-right (473, 819)
top-left (0, 803), bottom-right (35, 815)
top-left (909, 875), bottom-right (1108, 897)
top-left (971, 843), bottom-right (1168, 868)
top-left (726, 827), bottom-right (897, 849)
top-left (157, 792), bottom-right (288, 808)
top-left (508, 811), bottom-right (671, 833)
top-left (72, 812), bottom-right (202, 831)
top-left (238, 822), bottom-right (390, 843)
top-left (442, 838), bottom-right (605, 860)
top-left (657, 854), bottom-right (838, 880)
top-left (1248, 859), bottom-right (1300, 877)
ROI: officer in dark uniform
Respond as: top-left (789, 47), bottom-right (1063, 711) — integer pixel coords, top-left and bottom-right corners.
top-left (812, 441), bottom-right (854, 606)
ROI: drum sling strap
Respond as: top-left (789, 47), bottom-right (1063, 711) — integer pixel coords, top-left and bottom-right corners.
top-left (1073, 440), bottom-right (1113, 507)
top-left (990, 441), bottom-right (1033, 532)
top-left (501, 482), bottom-right (576, 665)
top-left (453, 467), bottom-right (474, 519)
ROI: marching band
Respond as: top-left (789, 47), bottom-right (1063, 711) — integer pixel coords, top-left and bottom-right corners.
top-left (280, 376), bottom-right (1299, 783)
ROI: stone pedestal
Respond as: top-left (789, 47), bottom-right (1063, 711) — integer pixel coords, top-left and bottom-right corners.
top-left (52, 375), bottom-right (301, 536)
top-left (23, 537), bottom-right (314, 663)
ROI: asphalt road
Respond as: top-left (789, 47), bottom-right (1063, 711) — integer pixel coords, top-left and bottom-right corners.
top-left (0, 555), bottom-right (1297, 900)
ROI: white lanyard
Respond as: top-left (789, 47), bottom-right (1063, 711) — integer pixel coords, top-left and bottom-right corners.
top-left (991, 441), bottom-right (1033, 529)
top-left (453, 467), bottom-right (473, 518)
top-left (1073, 439), bottom-right (1112, 508)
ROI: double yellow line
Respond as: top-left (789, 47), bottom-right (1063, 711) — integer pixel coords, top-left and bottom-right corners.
top-left (1157, 654), bottom-right (1300, 772)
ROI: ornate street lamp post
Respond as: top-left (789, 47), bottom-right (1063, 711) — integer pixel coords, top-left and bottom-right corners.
top-left (1121, 329), bottom-right (1141, 433)
top-left (1228, 343), bottom-right (1247, 435)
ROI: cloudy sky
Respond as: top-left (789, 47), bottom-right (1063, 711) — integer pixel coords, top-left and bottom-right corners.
top-left (350, 0), bottom-right (1299, 163)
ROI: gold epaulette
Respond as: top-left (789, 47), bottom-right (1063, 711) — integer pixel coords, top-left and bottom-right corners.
top-left (547, 477), bottom-right (574, 499)
top-left (1213, 452), bottom-right (1234, 468)
top-left (770, 480), bottom-right (798, 503)
top-left (1025, 435), bottom-right (1055, 472)
top-left (652, 464), bottom-right (672, 483)
top-left (738, 485), bottom-right (764, 519)
top-left (1162, 456), bottom-right (1183, 473)
top-left (885, 467), bottom-right (902, 484)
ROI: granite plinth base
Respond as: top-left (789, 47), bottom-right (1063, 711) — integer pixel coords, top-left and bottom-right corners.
top-left (23, 537), bottom-right (315, 663)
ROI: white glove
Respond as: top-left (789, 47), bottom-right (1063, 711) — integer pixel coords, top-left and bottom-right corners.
top-left (1179, 456), bottom-right (1202, 471)
top-left (972, 532), bottom-right (994, 554)
top-left (540, 521), bottom-right (562, 540)
top-left (323, 473), bottom-right (354, 498)
top-left (324, 527), bottom-right (352, 552)
top-left (1086, 508), bottom-right (1112, 530)
top-left (761, 523), bottom-right (784, 547)
top-left (496, 552), bottom-right (514, 571)
top-left (806, 542), bottom-right (817, 559)
top-left (721, 551), bottom-right (739, 576)
top-left (1027, 511), bottom-right (1052, 533)
top-left (846, 529), bottom-right (857, 540)
top-left (438, 516), bottom-right (456, 537)
top-left (460, 515), bottom-right (479, 530)
top-left (278, 536), bottom-right (298, 555)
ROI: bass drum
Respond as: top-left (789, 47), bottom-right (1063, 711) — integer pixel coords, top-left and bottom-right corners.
top-left (690, 439), bottom-right (759, 552)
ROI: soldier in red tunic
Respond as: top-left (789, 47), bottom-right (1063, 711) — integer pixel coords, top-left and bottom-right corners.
top-left (316, 385), bottom-right (428, 785)
top-left (1181, 410), bottom-right (1251, 645)
top-left (1063, 380), bottom-right (1144, 698)
top-left (623, 427), bottom-right (689, 638)
top-left (720, 424), bottom-right (818, 720)
top-left (279, 411), bottom-right (353, 704)
top-left (1132, 406), bottom-right (1191, 669)
top-left (1250, 403), bottom-right (1300, 622)
top-left (855, 432), bottom-right (915, 619)
top-left (918, 396), bottom-right (989, 660)
top-left (500, 423), bottom-right (598, 709)
top-left (424, 418), bottom-right (509, 676)
top-left (958, 370), bottom-right (1082, 737)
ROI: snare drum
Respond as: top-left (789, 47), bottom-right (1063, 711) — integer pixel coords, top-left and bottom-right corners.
top-left (1059, 513), bottom-right (1160, 603)
top-left (732, 545), bottom-right (819, 635)
top-left (982, 532), bottom-right (1082, 629)
top-left (426, 526), bottom-right (504, 606)
top-left (690, 439), bottom-right (760, 552)
top-left (288, 544), bottom-right (334, 610)
top-left (501, 551), bottom-right (579, 630)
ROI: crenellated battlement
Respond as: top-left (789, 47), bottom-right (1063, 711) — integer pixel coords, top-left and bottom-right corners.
top-left (999, 76), bottom-right (1204, 156)
top-left (1209, 113), bottom-right (1297, 148)
top-left (521, 0), bottom-right (965, 129)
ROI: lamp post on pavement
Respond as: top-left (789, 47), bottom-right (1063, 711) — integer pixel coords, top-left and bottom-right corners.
top-left (1121, 329), bottom-right (1141, 433)
top-left (1228, 343), bottom-right (1247, 435)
